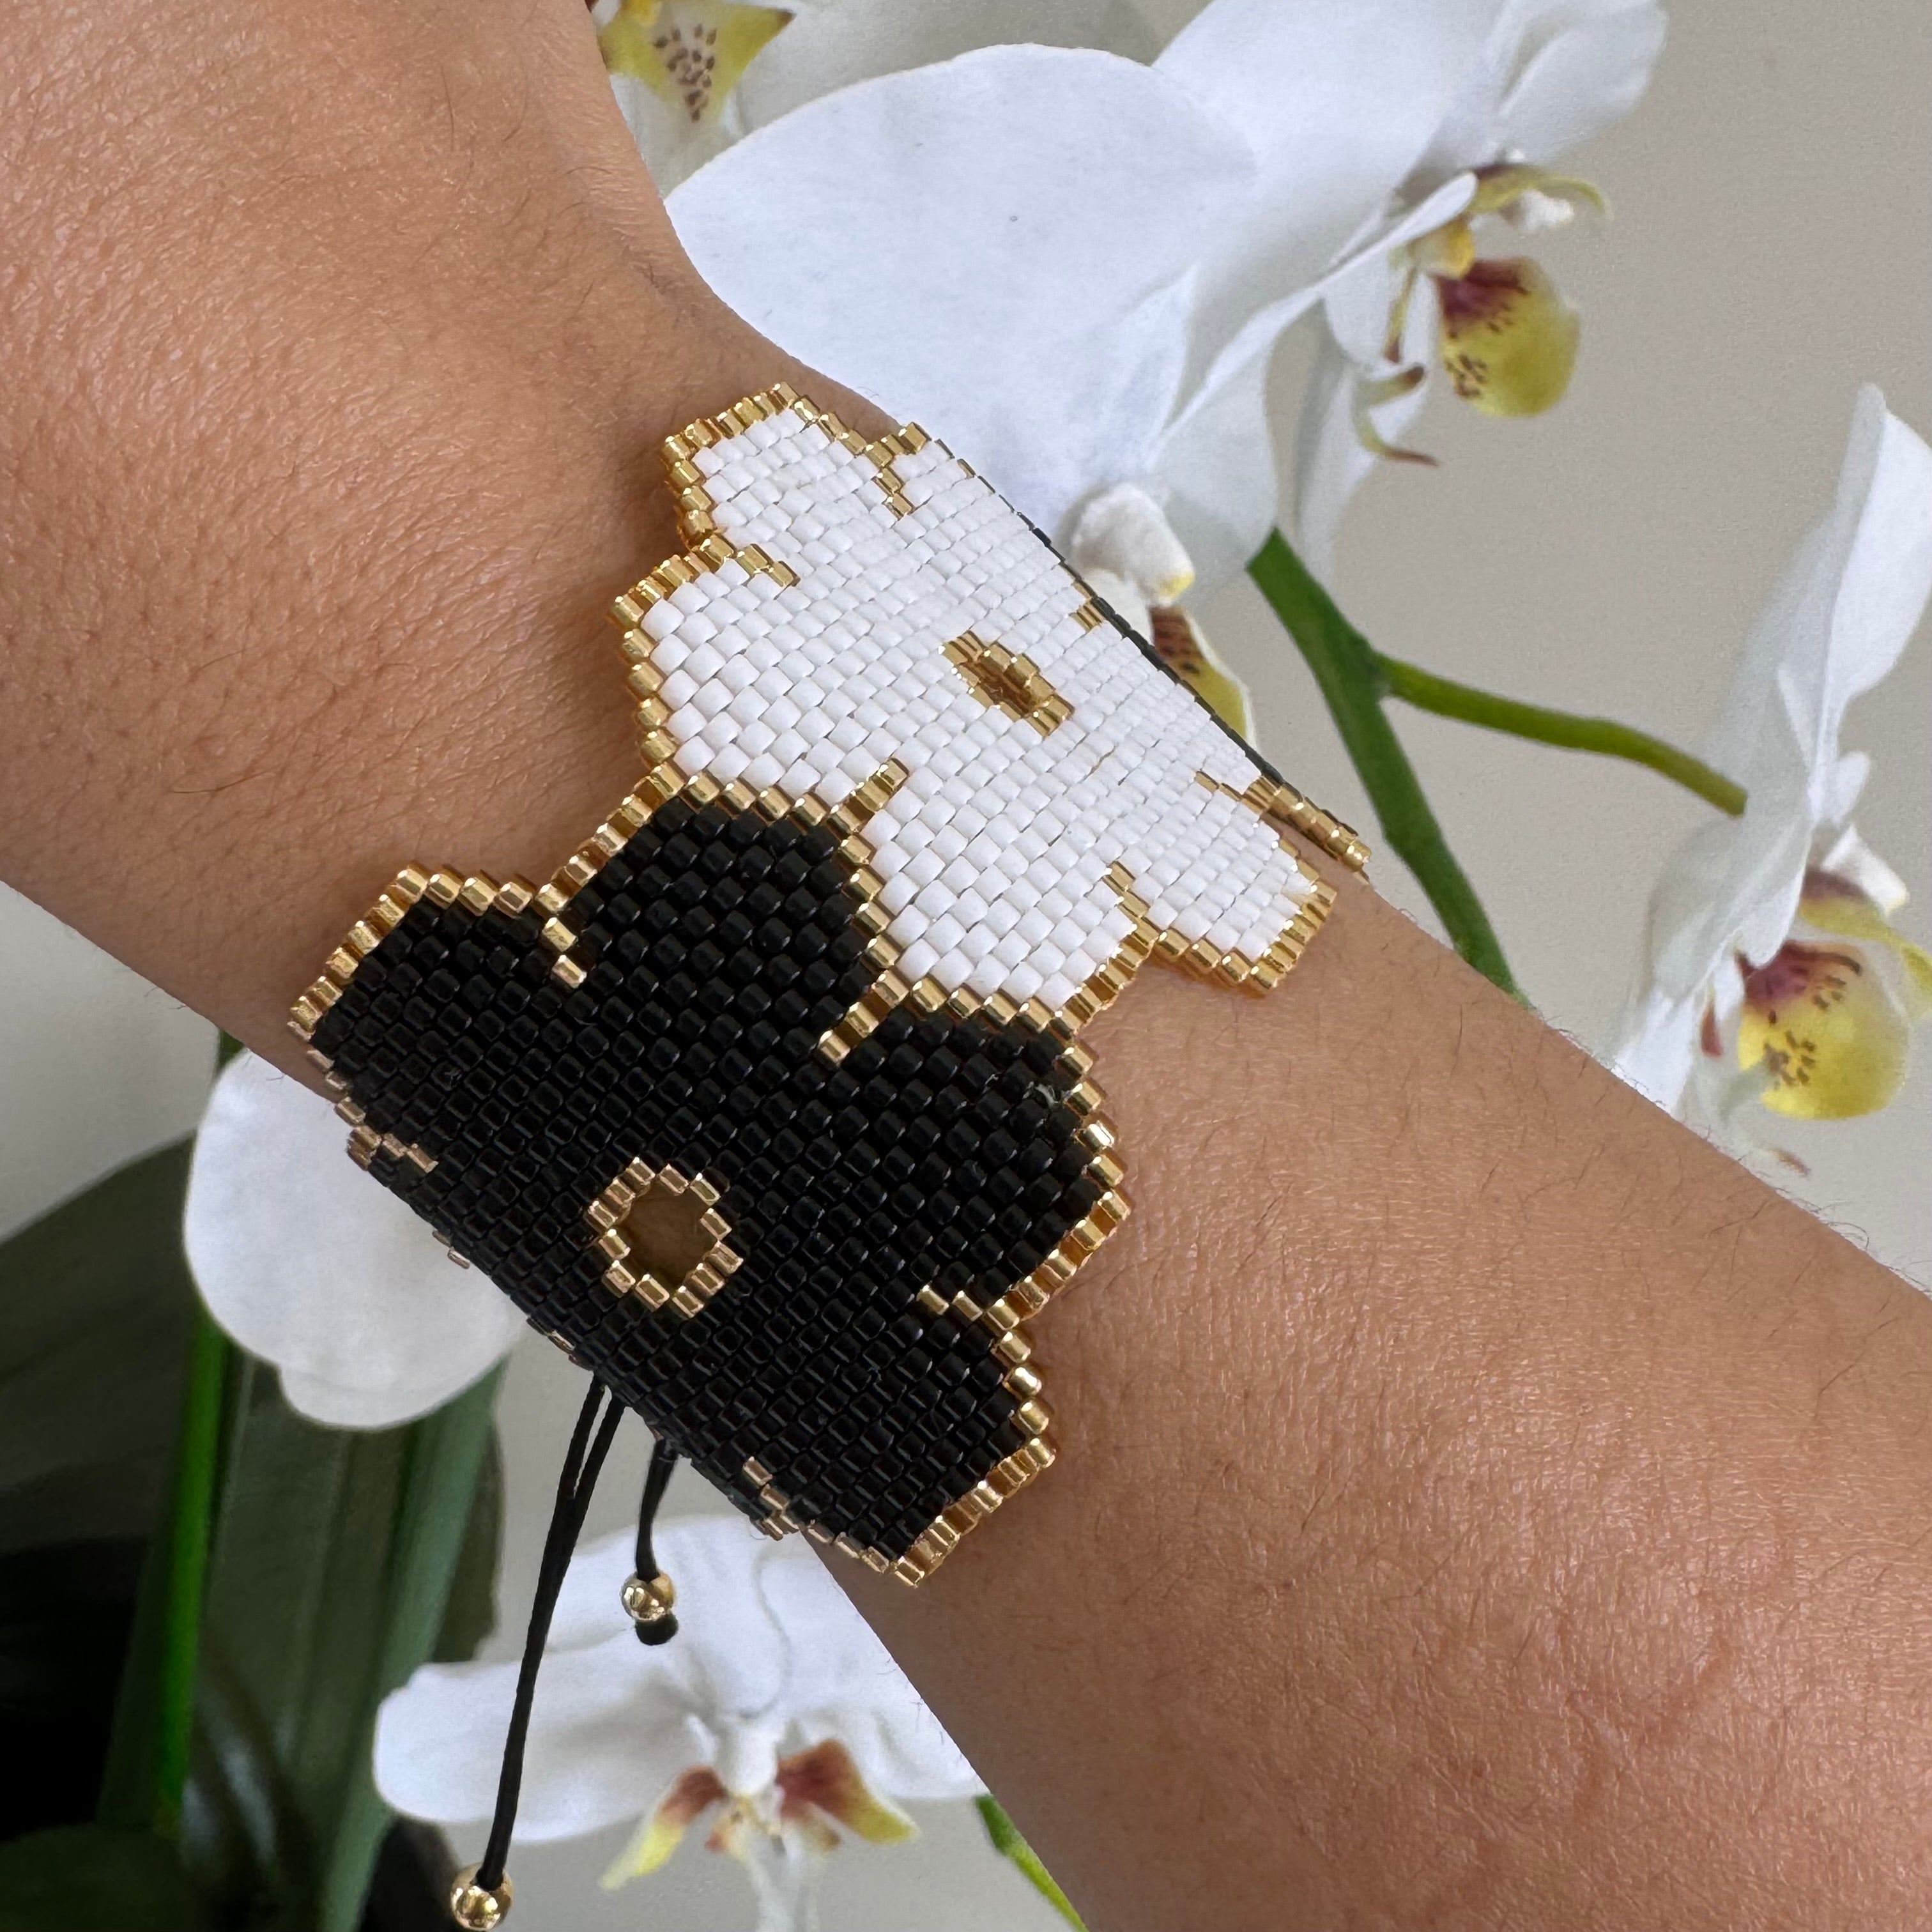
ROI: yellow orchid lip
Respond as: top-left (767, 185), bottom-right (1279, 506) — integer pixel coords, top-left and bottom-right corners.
top-left (602, 1764), bottom-right (730, 1887)
top-left (600, 0), bottom-right (793, 128)
top-left (1364, 160), bottom-right (1602, 442)
top-left (1147, 606), bottom-right (1255, 740)
top-left (1736, 939), bottom-right (1912, 1121)
top-left (599, 1738), bottom-right (919, 1891)
top-left (1433, 256), bottom-right (1581, 417)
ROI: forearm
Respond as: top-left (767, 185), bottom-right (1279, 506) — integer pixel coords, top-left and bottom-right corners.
top-left (6, 11), bottom-right (1930, 1925)
top-left (18, 394), bottom-right (1931, 1922)
top-left (0, 0), bottom-right (832, 1060)
top-left (859, 894), bottom-right (1932, 1926)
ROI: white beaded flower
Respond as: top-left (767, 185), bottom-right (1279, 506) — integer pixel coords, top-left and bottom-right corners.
top-left (618, 389), bottom-right (1340, 1033)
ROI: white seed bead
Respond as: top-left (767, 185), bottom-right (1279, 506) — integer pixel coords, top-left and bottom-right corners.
top-left (638, 399), bottom-right (1321, 1028)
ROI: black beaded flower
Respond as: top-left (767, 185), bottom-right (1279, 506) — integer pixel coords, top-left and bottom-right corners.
top-left (301, 788), bottom-right (1118, 1580)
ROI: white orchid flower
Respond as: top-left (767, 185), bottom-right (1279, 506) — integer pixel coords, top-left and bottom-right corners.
top-left (374, 1518), bottom-right (980, 1930)
top-left (668, 35), bottom-right (1478, 635)
top-left (1277, 0), bottom-right (1667, 576)
top-left (597, 0), bottom-right (1169, 193)
top-left (1611, 387), bottom-right (1932, 1138)
top-left (183, 1052), bottom-right (523, 1426)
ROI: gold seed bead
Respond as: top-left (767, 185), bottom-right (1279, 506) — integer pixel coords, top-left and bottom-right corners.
top-left (621, 1570), bottom-right (677, 1624)
top-left (449, 1867), bottom-right (512, 1930)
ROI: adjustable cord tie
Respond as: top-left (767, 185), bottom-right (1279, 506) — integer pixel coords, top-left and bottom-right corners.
top-left (449, 1379), bottom-right (624, 1929)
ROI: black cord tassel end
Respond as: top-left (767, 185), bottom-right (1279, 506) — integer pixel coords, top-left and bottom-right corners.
top-left (624, 1433), bottom-right (682, 1645)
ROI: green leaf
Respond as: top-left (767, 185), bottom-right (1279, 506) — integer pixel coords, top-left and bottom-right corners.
top-left (192, 1368), bottom-right (502, 1932)
top-left (431, 1434), bottom-right (501, 1667)
top-left (0, 1538), bottom-right (147, 1834)
top-left (0, 1139), bottom-right (227, 1843)
top-left (0, 1826), bottom-right (194, 1932)
top-left (0, 1131), bottom-right (503, 1928)
top-left (976, 1797), bottom-right (1085, 1929)
top-left (96, 1311), bottom-right (233, 1838)
top-left (320, 1372), bottom-right (500, 1931)
top-left (0, 1143), bottom-right (199, 1557)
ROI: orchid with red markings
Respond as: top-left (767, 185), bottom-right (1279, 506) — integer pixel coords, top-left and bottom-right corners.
top-left (374, 1519), bottom-right (982, 1932)
top-left (1275, 0), bottom-right (1666, 574)
top-left (1611, 387), bottom-right (1932, 1144)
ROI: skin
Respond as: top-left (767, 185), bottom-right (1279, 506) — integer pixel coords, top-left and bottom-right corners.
top-left (3, 4), bottom-right (1928, 1925)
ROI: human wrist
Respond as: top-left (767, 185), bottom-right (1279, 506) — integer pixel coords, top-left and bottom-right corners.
top-left (0, 257), bottom-right (816, 1070)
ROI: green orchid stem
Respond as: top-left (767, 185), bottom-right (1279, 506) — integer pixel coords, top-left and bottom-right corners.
top-left (97, 1307), bottom-right (233, 1838)
top-left (1376, 656), bottom-right (1747, 816)
top-left (1246, 531), bottom-right (1521, 997)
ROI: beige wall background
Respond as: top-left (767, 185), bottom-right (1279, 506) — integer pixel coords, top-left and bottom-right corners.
top-left (1, 0), bottom-right (1925, 1925)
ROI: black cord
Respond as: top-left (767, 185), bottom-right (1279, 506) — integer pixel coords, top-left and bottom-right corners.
top-left (473, 1379), bottom-right (624, 1892)
top-left (632, 1435), bottom-right (681, 1646)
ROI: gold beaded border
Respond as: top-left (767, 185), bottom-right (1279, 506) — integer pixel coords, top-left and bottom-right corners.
top-left (586, 1159), bottom-right (740, 1317)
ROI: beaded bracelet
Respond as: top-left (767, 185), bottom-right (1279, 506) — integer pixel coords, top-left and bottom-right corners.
top-left (293, 385), bottom-right (1364, 1590)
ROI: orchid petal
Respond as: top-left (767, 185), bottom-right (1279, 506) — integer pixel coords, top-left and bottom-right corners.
top-left (670, 45), bottom-right (1252, 536)
top-left (1291, 333), bottom-right (1384, 583)
top-left (181, 1054), bottom-right (521, 1427)
top-left (1607, 985), bottom-right (1701, 1115)
top-left (1153, 315), bottom-right (1305, 592)
top-left (273, 1367), bottom-right (482, 1432)
top-left (761, 1554), bottom-right (981, 1800)
top-left (1160, 174), bottom-right (1473, 587)
top-left (1291, 272), bottom-right (1438, 579)
top-left (1158, 0), bottom-right (1493, 364)
top-left (732, 0), bottom-right (1160, 130)
top-left (1699, 387), bottom-right (1932, 971)
top-left (373, 1632), bottom-right (707, 1841)
top-left (546, 1522), bottom-right (659, 1651)
top-left (553, 1520), bottom-right (794, 1712)
top-left (1609, 390), bottom-right (1932, 1112)
top-left (1414, 0), bottom-right (1660, 180)
top-left (600, 1765), bottom-right (729, 1885)
top-left (1495, 2), bottom-right (1667, 163)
